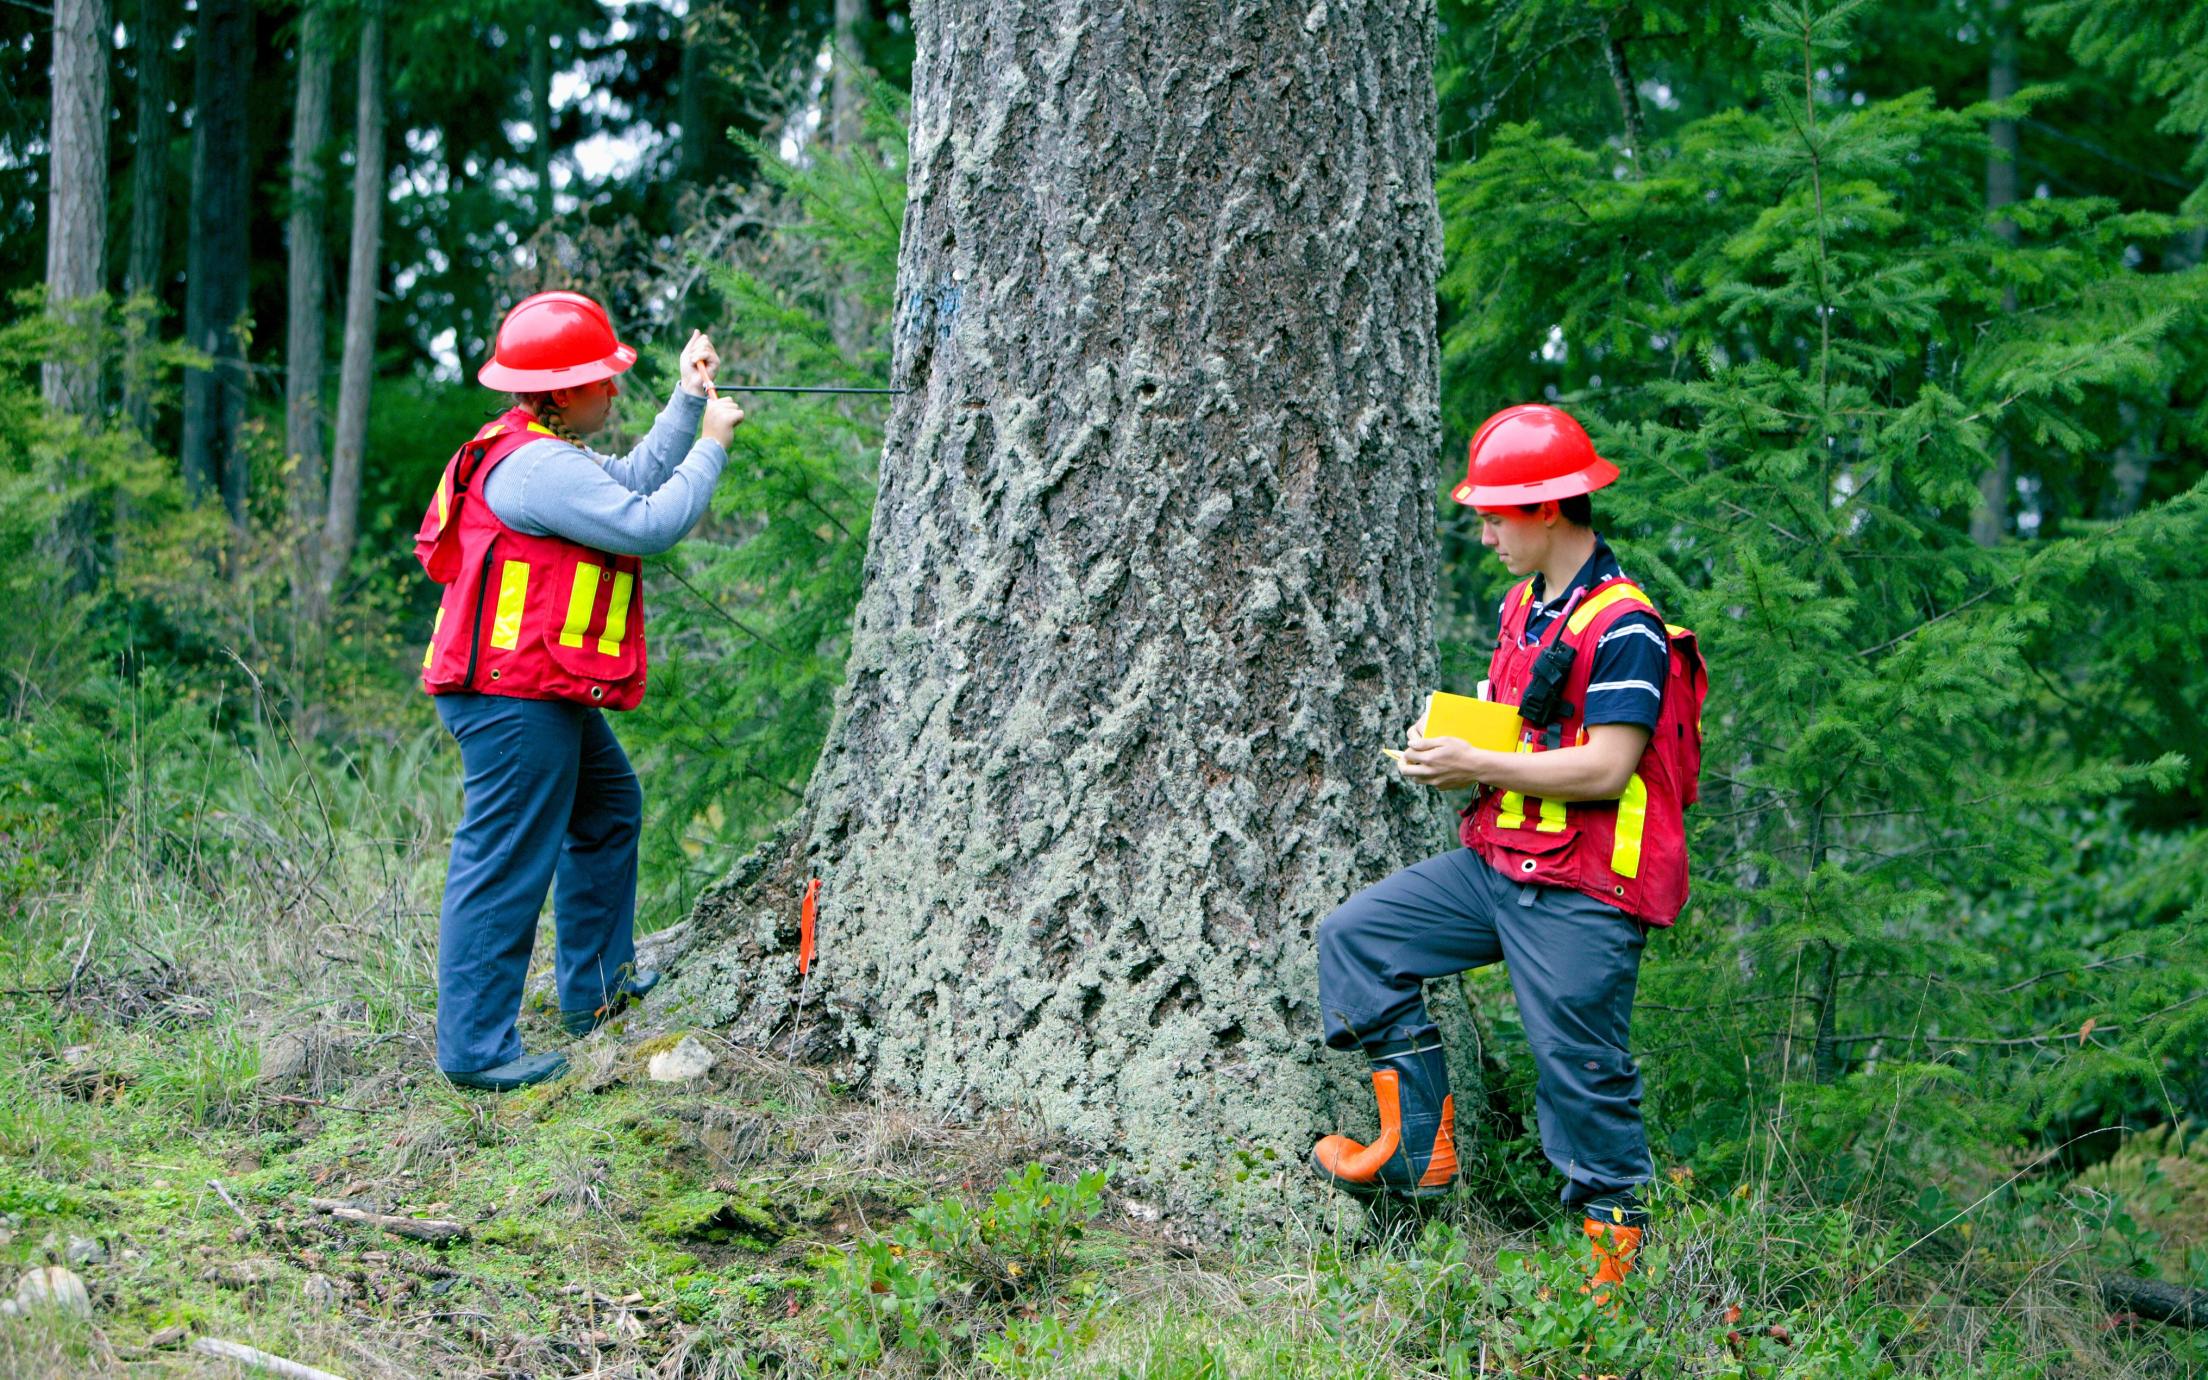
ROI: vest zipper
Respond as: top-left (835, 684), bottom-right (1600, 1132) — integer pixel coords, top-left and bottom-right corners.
top-left (463, 536), bottom-right (498, 689)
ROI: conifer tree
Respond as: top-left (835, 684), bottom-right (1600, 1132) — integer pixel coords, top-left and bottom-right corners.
top-left (1437, 0), bottom-right (2207, 1203)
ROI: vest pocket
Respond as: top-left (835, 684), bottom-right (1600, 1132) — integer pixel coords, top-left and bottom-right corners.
top-left (543, 559), bottom-right (641, 681)
top-left (1491, 822), bottom-right (1580, 880)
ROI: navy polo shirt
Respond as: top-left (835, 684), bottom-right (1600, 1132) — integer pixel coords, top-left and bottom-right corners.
top-left (1500, 534), bottom-right (1667, 731)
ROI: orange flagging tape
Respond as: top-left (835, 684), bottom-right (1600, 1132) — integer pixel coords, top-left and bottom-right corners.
top-left (798, 878), bottom-right (820, 977)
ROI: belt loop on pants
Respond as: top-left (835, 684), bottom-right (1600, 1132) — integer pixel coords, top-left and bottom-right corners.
top-left (1516, 882), bottom-right (1539, 909)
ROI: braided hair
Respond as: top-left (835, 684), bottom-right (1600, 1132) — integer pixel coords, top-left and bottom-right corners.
top-left (513, 392), bottom-right (586, 447)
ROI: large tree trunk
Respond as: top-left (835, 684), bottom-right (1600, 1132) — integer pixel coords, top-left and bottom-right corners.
top-left (287, 1), bottom-right (334, 541)
top-left (43, 0), bottom-right (110, 419)
top-left (123, 0), bottom-right (174, 438)
top-left (180, 0), bottom-right (253, 519)
top-left (675, 0), bottom-right (1450, 1228)
top-left (321, 3), bottom-right (385, 601)
top-left (1973, 0), bottom-right (2019, 547)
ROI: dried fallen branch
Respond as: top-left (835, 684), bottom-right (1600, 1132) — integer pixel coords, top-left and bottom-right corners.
top-left (189, 1337), bottom-right (349, 1379)
top-left (305, 1197), bottom-right (468, 1244)
top-left (208, 1178), bottom-right (256, 1232)
top-left (2101, 1273), bottom-right (2208, 1329)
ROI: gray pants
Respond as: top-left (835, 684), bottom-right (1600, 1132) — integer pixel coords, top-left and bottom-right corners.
top-left (1315, 847), bottom-right (1653, 1206)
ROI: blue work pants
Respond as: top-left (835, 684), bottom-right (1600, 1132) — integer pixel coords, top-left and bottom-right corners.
top-left (432, 693), bottom-right (642, 1072)
top-left (1316, 848), bottom-right (1653, 1207)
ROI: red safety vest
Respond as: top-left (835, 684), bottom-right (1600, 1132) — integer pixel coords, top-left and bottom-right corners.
top-left (413, 408), bottom-right (649, 710)
top-left (1462, 575), bottom-right (1705, 926)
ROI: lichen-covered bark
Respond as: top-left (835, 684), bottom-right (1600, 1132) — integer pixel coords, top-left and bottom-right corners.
top-left (674, 0), bottom-right (1454, 1228)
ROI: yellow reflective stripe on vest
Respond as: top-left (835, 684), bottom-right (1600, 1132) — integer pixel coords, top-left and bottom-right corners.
top-left (435, 473), bottom-right (451, 530)
top-left (597, 570), bottom-right (633, 655)
top-left (422, 606), bottom-right (444, 670)
top-left (490, 560), bottom-right (531, 651)
top-left (1536, 795), bottom-right (1568, 832)
top-left (1612, 773), bottom-right (1648, 879)
top-left (1495, 739), bottom-right (1536, 829)
top-left (526, 421), bottom-right (556, 436)
top-left (1514, 580), bottom-right (1533, 609)
top-left (559, 563), bottom-right (602, 648)
top-left (1566, 581), bottom-right (1654, 636)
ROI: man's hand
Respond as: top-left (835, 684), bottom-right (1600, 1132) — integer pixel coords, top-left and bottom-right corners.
top-left (701, 395), bottom-right (745, 447)
top-left (1396, 735), bottom-right (1503, 792)
top-left (679, 329), bottom-right (722, 398)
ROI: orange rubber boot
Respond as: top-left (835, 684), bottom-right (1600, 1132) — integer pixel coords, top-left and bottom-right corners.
top-left (1579, 1195), bottom-right (1648, 1305)
top-left (1310, 1036), bottom-right (1457, 1200)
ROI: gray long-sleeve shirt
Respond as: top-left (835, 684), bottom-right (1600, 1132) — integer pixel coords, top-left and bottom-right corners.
top-left (481, 385), bottom-right (727, 556)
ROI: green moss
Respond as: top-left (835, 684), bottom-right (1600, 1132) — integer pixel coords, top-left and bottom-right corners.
top-left (641, 1186), bottom-right (785, 1245)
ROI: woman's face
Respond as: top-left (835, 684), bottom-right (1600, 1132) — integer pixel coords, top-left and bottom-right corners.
top-left (550, 377), bottom-right (621, 433)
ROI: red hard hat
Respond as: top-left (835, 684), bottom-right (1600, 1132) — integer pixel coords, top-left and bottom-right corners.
top-left (1449, 404), bottom-right (1620, 509)
top-left (477, 290), bottom-right (638, 392)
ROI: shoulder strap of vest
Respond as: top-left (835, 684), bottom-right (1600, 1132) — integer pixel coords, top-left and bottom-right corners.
top-left (461, 409), bottom-right (560, 487)
top-left (1562, 575), bottom-right (1657, 643)
top-left (1499, 578), bottom-right (1537, 640)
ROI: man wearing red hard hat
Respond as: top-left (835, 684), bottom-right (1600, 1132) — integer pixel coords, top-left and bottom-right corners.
top-left (1310, 404), bottom-right (1705, 1303)
top-left (411, 291), bottom-right (745, 1090)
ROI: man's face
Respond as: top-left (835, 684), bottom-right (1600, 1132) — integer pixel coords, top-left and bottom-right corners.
top-left (551, 377), bottom-right (621, 433)
top-left (1477, 505), bottom-right (1556, 576)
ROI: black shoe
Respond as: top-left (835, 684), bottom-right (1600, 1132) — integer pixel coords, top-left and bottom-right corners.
top-left (443, 1049), bottom-right (569, 1091)
top-left (1580, 1191), bottom-right (1650, 1230)
top-left (559, 968), bottom-right (662, 1037)
top-left (1310, 1035), bottom-right (1458, 1200)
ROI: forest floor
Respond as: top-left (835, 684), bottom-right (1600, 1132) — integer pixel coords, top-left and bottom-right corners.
top-left (1, 825), bottom-right (2202, 1378)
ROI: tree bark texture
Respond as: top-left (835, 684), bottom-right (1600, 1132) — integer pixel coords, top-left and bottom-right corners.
top-left (180, 0), bottom-right (253, 517)
top-left (287, 1), bottom-right (334, 532)
top-left (124, 0), bottom-right (174, 438)
top-left (675, 0), bottom-right (1452, 1228)
top-left (322, 4), bottom-right (386, 599)
top-left (43, 0), bottom-right (110, 418)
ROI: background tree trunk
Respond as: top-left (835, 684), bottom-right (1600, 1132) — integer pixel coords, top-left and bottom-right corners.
top-left (287, 1), bottom-right (334, 544)
top-left (43, 0), bottom-right (110, 419)
top-left (1601, 19), bottom-right (1644, 168)
top-left (674, 0), bottom-right (1452, 1227)
top-left (321, 3), bottom-right (385, 601)
top-left (827, 0), bottom-right (866, 358)
top-left (180, 0), bottom-right (253, 519)
top-left (1974, 0), bottom-right (2019, 546)
top-left (123, 0), bottom-right (173, 439)
top-left (830, 0), bottom-right (863, 147)
top-left (531, 29), bottom-right (553, 221)
top-left (2109, 225), bottom-right (2206, 517)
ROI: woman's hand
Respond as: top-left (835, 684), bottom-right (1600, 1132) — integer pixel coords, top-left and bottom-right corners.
top-left (680, 330), bottom-right (722, 398)
top-left (1397, 735), bottom-right (1501, 792)
top-left (702, 395), bottom-right (745, 447)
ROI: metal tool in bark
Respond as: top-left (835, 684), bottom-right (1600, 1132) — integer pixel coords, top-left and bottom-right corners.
top-left (693, 353), bottom-right (904, 399)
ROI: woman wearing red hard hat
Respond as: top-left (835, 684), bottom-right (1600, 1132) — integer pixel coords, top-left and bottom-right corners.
top-left (1308, 404), bottom-right (1706, 1306)
top-left (411, 290), bottom-right (745, 1090)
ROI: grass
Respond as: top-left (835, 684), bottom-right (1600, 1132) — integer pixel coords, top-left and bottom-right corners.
top-left (0, 735), bottom-right (2202, 1377)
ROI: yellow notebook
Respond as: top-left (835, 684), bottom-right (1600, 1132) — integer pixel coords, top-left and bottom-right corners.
top-left (1420, 690), bottom-right (1524, 752)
